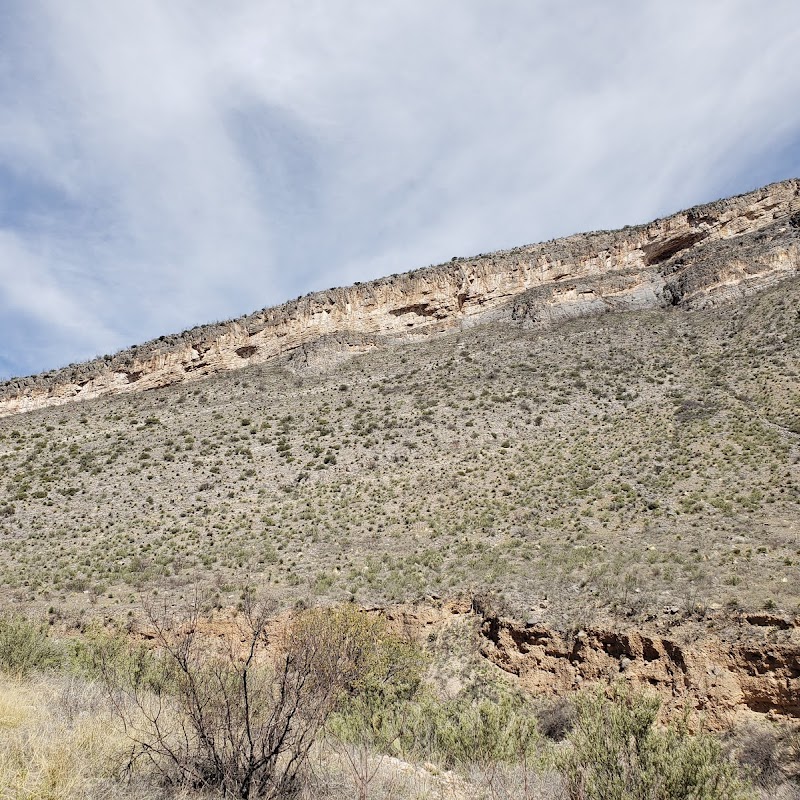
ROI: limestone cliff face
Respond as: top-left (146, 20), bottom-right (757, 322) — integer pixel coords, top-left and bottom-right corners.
top-left (2, 178), bottom-right (799, 417)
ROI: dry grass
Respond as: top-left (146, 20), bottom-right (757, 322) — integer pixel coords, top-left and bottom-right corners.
top-left (0, 670), bottom-right (564, 800)
top-left (0, 674), bottom-right (141, 799)
top-left (0, 670), bottom-right (528, 800)
top-left (303, 746), bottom-right (566, 799)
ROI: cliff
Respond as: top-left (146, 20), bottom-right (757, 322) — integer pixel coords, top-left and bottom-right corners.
top-left (2, 178), bottom-right (799, 417)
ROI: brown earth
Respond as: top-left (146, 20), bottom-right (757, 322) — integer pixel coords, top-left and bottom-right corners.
top-left (379, 597), bottom-right (800, 731)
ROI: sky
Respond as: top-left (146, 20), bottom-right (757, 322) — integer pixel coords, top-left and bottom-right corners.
top-left (1, 1), bottom-right (799, 380)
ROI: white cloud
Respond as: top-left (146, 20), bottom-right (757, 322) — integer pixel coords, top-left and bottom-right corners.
top-left (0, 230), bottom-right (122, 372)
top-left (1, 0), bottom-right (799, 378)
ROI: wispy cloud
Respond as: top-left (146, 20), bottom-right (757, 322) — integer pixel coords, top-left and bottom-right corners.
top-left (1, 0), bottom-right (799, 378)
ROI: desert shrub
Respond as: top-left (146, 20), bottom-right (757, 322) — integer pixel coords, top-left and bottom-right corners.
top-left (732, 726), bottom-right (784, 789)
top-left (726, 722), bottom-right (800, 792)
top-left (102, 598), bottom-right (413, 799)
top-left (331, 687), bottom-right (542, 769)
top-left (412, 692), bottom-right (542, 767)
top-left (69, 623), bottom-right (172, 695)
top-left (537, 697), bottom-right (577, 741)
top-left (0, 613), bottom-right (62, 676)
top-left (559, 686), bottom-right (752, 800)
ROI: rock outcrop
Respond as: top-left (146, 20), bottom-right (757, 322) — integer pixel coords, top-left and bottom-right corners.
top-left (374, 597), bottom-right (800, 729)
top-left (2, 178), bottom-right (799, 417)
top-left (479, 611), bottom-right (800, 728)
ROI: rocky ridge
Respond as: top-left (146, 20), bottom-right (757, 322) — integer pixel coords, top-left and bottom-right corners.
top-left (2, 178), bottom-right (799, 417)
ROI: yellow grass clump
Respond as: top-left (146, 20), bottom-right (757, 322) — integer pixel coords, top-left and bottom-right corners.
top-left (0, 674), bottom-right (141, 800)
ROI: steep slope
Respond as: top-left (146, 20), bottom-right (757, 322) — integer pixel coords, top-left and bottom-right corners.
top-left (1, 178), bottom-right (798, 417)
top-left (1, 272), bottom-right (797, 625)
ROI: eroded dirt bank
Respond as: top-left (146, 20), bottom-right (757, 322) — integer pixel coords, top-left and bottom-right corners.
top-left (381, 598), bottom-right (800, 730)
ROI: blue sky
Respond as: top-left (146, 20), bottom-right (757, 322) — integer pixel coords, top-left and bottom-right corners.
top-left (1, 1), bottom-right (799, 380)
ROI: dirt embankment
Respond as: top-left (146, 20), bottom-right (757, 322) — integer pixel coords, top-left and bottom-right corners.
top-left (122, 595), bottom-right (799, 731)
top-left (382, 598), bottom-right (800, 730)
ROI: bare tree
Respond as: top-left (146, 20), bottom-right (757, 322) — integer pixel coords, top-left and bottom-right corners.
top-left (101, 594), bottom-right (377, 799)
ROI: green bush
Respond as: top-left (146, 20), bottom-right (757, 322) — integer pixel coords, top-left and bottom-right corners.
top-left (330, 688), bottom-right (542, 769)
top-left (0, 613), bottom-right (62, 676)
top-left (68, 623), bottom-right (173, 694)
top-left (410, 693), bottom-right (542, 767)
top-left (559, 686), bottom-right (752, 800)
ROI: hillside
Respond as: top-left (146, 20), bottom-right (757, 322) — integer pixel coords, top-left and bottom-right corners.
top-left (0, 180), bottom-right (799, 731)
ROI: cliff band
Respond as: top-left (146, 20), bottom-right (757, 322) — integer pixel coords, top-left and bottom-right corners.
top-left (2, 178), bottom-right (799, 417)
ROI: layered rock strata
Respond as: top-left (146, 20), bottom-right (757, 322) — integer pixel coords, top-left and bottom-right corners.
top-left (479, 611), bottom-right (800, 728)
top-left (378, 598), bottom-right (800, 729)
top-left (2, 178), bottom-right (799, 417)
